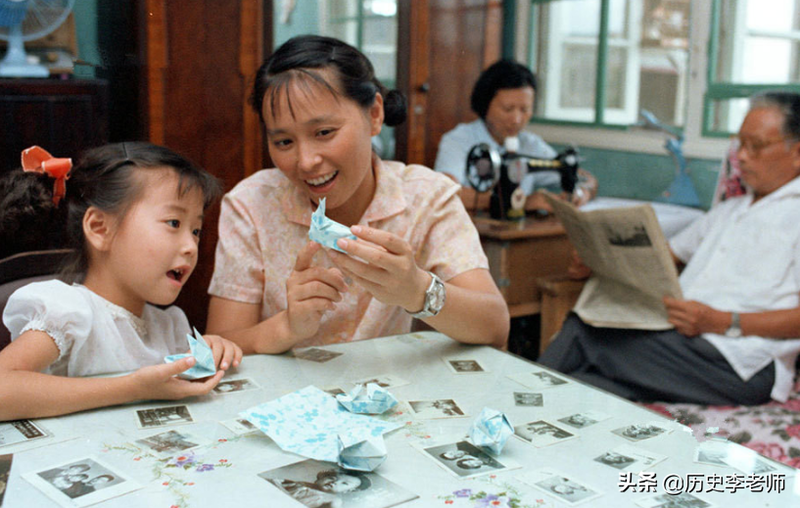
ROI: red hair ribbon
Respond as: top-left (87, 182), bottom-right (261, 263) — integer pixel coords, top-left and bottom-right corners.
top-left (21, 146), bottom-right (73, 206)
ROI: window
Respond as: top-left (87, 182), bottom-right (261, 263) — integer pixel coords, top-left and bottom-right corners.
top-left (705, 0), bottom-right (800, 135)
top-left (513, 0), bottom-right (800, 158)
top-left (319, 0), bottom-right (398, 158)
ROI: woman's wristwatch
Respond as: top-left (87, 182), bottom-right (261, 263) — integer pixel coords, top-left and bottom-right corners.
top-left (407, 271), bottom-right (446, 319)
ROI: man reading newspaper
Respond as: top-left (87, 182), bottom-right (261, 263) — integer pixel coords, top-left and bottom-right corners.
top-left (539, 91), bottom-right (800, 405)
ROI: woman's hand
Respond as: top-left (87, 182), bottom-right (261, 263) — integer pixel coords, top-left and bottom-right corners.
top-left (328, 225), bottom-right (430, 312)
top-left (130, 357), bottom-right (225, 400)
top-left (285, 241), bottom-right (348, 341)
top-left (663, 297), bottom-right (727, 337)
top-left (201, 334), bottom-right (243, 371)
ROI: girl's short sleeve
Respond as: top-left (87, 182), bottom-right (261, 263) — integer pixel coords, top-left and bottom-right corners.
top-left (2, 280), bottom-right (93, 358)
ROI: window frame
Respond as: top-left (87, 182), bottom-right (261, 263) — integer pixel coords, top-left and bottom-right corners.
top-left (511, 0), bottom-right (727, 159)
top-left (702, 0), bottom-right (800, 138)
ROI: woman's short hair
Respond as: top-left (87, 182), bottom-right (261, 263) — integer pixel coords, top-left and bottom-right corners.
top-left (470, 60), bottom-right (538, 119)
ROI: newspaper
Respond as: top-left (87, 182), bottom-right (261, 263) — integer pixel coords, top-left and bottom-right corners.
top-left (542, 192), bottom-right (683, 330)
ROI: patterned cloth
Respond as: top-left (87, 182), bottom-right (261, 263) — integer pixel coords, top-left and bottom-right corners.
top-left (209, 157), bottom-right (488, 347)
top-left (645, 380), bottom-right (800, 470)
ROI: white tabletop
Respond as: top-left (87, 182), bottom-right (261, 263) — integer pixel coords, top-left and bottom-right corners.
top-left (1, 332), bottom-right (796, 507)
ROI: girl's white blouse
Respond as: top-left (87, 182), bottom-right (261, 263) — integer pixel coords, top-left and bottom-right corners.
top-left (3, 280), bottom-right (191, 377)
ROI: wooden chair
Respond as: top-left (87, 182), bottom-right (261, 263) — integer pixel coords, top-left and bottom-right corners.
top-left (0, 249), bottom-right (73, 351)
top-left (537, 275), bottom-right (586, 356)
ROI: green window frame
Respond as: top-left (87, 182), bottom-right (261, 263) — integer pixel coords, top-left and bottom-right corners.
top-left (518, 0), bottom-right (635, 131)
top-left (703, 0), bottom-right (800, 138)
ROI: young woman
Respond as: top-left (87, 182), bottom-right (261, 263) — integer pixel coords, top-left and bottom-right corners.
top-left (207, 35), bottom-right (509, 353)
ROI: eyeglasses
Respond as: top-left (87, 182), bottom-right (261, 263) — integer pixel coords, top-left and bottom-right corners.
top-left (734, 136), bottom-right (790, 157)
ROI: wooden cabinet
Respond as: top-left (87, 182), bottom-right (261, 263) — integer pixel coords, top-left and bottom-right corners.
top-left (0, 79), bottom-right (109, 173)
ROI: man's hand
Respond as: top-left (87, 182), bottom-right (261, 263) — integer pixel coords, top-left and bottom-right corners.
top-left (664, 296), bottom-right (728, 337)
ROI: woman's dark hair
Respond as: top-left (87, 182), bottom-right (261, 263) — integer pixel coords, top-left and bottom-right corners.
top-left (750, 90), bottom-right (800, 143)
top-left (251, 35), bottom-right (406, 127)
top-left (0, 170), bottom-right (67, 259)
top-left (470, 59), bottom-right (538, 119)
top-left (62, 142), bottom-right (220, 280)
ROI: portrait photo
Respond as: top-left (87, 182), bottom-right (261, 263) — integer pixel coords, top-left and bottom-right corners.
top-left (419, 440), bottom-right (513, 478)
top-left (23, 456), bottom-right (140, 508)
top-left (514, 420), bottom-right (576, 447)
top-left (258, 459), bottom-right (417, 508)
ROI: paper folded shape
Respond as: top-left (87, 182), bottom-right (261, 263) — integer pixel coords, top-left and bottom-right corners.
top-left (336, 383), bottom-right (398, 415)
top-left (469, 407), bottom-right (514, 454)
top-left (240, 386), bottom-right (400, 469)
top-left (309, 197), bottom-right (357, 253)
top-left (337, 434), bottom-right (388, 472)
top-left (164, 327), bottom-right (217, 380)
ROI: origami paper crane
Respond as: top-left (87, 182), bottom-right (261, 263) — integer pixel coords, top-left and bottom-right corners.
top-left (164, 327), bottom-right (217, 380)
top-left (336, 383), bottom-right (398, 415)
top-left (240, 386), bottom-right (400, 470)
top-left (337, 433), bottom-right (388, 472)
top-left (308, 197), bottom-right (356, 253)
top-left (468, 407), bottom-right (514, 454)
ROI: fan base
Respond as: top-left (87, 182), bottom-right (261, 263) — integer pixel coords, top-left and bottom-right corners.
top-left (0, 61), bottom-right (49, 78)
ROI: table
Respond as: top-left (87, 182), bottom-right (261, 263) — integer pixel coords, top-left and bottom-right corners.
top-left (1, 332), bottom-right (796, 507)
top-left (473, 216), bottom-right (572, 318)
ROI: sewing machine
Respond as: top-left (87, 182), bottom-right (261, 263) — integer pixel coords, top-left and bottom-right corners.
top-left (465, 143), bottom-right (581, 220)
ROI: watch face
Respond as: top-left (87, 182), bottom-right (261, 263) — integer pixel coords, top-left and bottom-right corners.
top-left (428, 277), bottom-right (446, 312)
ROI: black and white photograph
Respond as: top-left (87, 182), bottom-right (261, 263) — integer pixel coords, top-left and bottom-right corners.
top-left (418, 440), bottom-right (515, 479)
top-left (258, 459), bottom-right (417, 508)
top-left (0, 419), bottom-right (49, 449)
top-left (212, 378), bottom-right (260, 394)
top-left (0, 454), bottom-right (11, 505)
top-left (693, 442), bottom-right (730, 468)
top-left (351, 374), bottom-right (410, 389)
top-left (135, 405), bottom-right (194, 429)
top-left (557, 410), bottom-right (610, 429)
top-left (603, 222), bottom-right (653, 247)
top-left (221, 418), bottom-right (260, 436)
top-left (612, 423), bottom-right (669, 442)
top-left (134, 429), bottom-right (208, 457)
top-left (594, 444), bottom-right (667, 472)
top-left (508, 370), bottom-right (569, 390)
top-left (407, 399), bottom-right (467, 419)
top-left (23, 456), bottom-right (140, 508)
top-left (321, 386), bottom-right (346, 397)
top-left (293, 347), bottom-right (343, 363)
top-left (634, 491), bottom-right (712, 508)
top-left (518, 467), bottom-right (602, 506)
top-left (443, 358), bottom-right (486, 374)
top-left (514, 420), bottom-right (576, 447)
top-left (514, 392), bottom-right (543, 407)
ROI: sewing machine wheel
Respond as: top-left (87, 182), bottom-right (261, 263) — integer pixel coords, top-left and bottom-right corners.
top-left (465, 143), bottom-right (500, 193)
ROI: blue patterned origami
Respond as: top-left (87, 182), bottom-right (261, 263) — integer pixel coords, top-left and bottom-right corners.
top-left (308, 197), bottom-right (356, 253)
top-left (337, 434), bottom-right (388, 471)
top-left (469, 407), bottom-right (514, 454)
top-left (240, 386), bottom-right (400, 470)
top-left (336, 383), bottom-right (398, 415)
top-left (164, 327), bottom-right (217, 380)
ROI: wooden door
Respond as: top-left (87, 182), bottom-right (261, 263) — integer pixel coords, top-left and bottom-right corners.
top-left (396, 0), bottom-right (503, 167)
top-left (140, 0), bottom-right (268, 331)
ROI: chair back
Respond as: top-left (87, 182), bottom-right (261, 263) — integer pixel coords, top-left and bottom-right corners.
top-left (0, 249), bottom-right (74, 351)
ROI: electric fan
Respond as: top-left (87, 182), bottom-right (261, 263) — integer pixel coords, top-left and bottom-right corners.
top-left (0, 0), bottom-right (75, 78)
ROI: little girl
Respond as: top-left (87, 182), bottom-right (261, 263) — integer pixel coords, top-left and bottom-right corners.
top-left (0, 142), bottom-right (242, 421)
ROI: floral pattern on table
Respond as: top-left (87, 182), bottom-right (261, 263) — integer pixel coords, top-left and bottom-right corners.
top-left (102, 437), bottom-right (237, 508)
top-left (438, 478), bottom-right (551, 507)
top-left (644, 382), bottom-right (800, 470)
